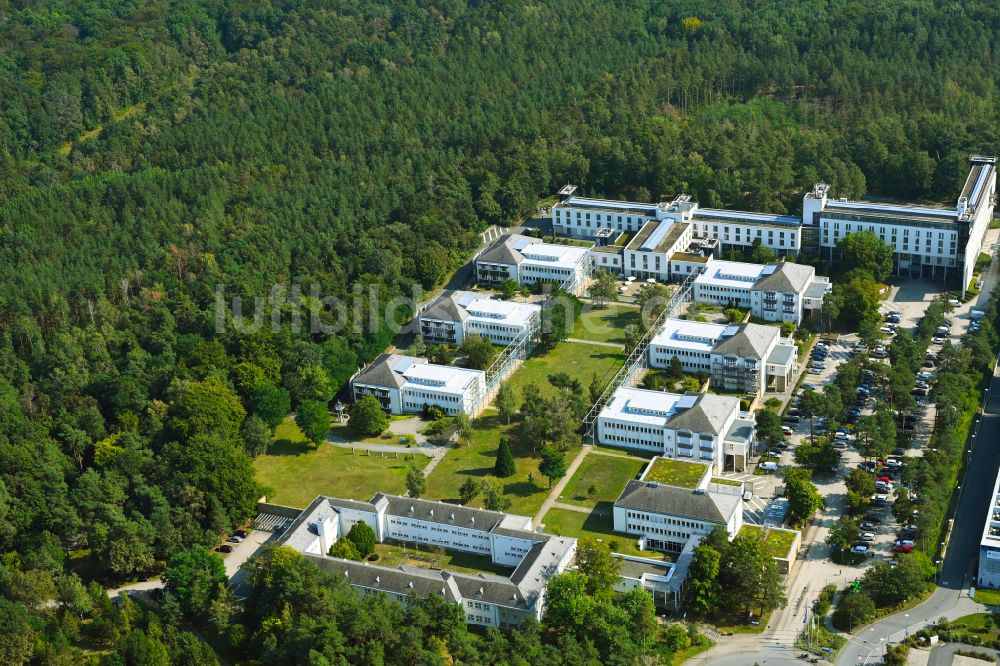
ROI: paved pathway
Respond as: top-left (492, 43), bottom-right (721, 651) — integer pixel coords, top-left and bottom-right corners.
top-left (550, 501), bottom-right (599, 514)
top-left (327, 416), bottom-right (451, 477)
top-left (565, 337), bottom-right (625, 349)
top-left (533, 445), bottom-right (592, 527)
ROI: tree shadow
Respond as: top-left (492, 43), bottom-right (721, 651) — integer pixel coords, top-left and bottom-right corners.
top-left (503, 480), bottom-right (540, 498)
top-left (267, 438), bottom-right (313, 456)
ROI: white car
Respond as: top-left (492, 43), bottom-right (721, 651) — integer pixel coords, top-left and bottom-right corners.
top-left (782, 426), bottom-right (794, 436)
top-left (861, 532), bottom-right (876, 541)
top-left (759, 461), bottom-right (778, 472)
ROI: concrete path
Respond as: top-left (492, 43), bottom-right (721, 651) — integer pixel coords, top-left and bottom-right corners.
top-left (550, 501), bottom-right (597, 514)
top-left (533, 445), bottom-right (592, 527)
top-left (564, 337), bottom-right (625, 349)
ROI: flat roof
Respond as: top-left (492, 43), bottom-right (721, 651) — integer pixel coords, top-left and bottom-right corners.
top-left (402, 363), bottom-right (483, 394)
top-left (600, 388), bottom-right (694, 427)
top-left (557, 196), bottom-right (659, 216)
top-left (981, 465), bottom-right (1000, 547)
top-left (519, 242), bottom-right (589, 270)
top-left (695, 259), bottom-right (768, 290)
top-left (823, 199), bottom-right (957, 221)
top-left (650, 318), bottom-right (728, 354)
top-left (464, 297), bottom-right (540, 327)
top-left (696, 208), bottom-right (801, 227)
top-left (766, 343), bottom-right (797, 367)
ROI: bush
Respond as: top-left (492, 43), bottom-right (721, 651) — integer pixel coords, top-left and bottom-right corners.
top-left (349, 395), bottom-right (389, 436)
top-left (833, 592), bottom-right (876, 632)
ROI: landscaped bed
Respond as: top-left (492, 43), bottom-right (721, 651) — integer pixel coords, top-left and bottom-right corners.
top-left (642, 458), bottom-right (709, 488)
top-left (372, 541), bottom-right (514, 576)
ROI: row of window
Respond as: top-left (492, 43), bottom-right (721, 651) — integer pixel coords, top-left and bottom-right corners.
top-left (626, 511), bottom-right (707, 530)
top-left (404, 391), bottom-right (463, 403)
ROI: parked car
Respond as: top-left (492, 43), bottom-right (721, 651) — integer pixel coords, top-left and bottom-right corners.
top-left (216, 545), bottom-right (234, 553)
top-left (871, 494), bottom-right (889, 507)
top-left (768, 449), bottom-right (783, 458)
top-left (783, 416), bottom-right (801, 425)
top-left (227, 535), bottom-right (244, 543)
top-left (895, 539), bottom-right (915, 548)
top-left (235, 529), bottom-right (249, 538)
top-left (782, 426), bottom-right (794, 436)
top-left (759, 461), bottom-right (778, 472)
top-left (895, 544), bottom-right (914, 554)
top-left (912, 387), bottom-right (929, 396)
top-left (864, 512), bottom-right (883, 524)
top-left (880, 325), bottom-right (896, 334)
top-left (860, 521), bottom-right (877, 531)
top-left (886, 313), bottom-right (902, 323)
top-left (810, 362), bottom-right (827, 370)
top-left (851, 544), bottom-right (869, 555)
top-left (885, 458), bottom-right (903, 468)
top-left (808, 367), bottom-right (823, 375)
top-left (801, 383), bottom-right (819, 391)
top-left (861, 532), bottom-right (876, 542)
top-left (787, 408), bottom-right (801, 417)
top-left (971, 308), bottom-right (986, 320)
top-left (859, 461), bottom-right (877, 472)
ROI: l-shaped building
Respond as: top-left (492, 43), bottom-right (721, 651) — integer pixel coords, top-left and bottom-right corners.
top-left (350, 353), bottom-right (486, 417)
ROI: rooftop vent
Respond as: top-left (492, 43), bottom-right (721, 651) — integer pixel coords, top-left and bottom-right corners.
top-left (450, 513), bottom-right (455, 521)
top-left (478, 587), bottom-right (484, 596)
top-left (409, 505), bottom-right (414, 513)
top-left (408, 582), bottom-right (414, 589)
top-left (375, 576), bottom-right (380, 583)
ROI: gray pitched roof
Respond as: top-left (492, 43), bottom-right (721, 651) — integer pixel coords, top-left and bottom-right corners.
top-left (420, 291), bottom-right (470, 323)
top-left (311, 556), bottom-right (464, 604)
top-left (352, 353), bottom-right (418, 389)
top-left (615, 480), bottom-right (740, 524)
top-left (753, 261), bottom-right (814, 294)
top-left (370, 493), bottom-right (507, 533)
top-left (665, 393), bottom-right (737, 435)
top-left (713, 323), bottom-right (777, 359)
top-left (478, 234), bottom-right (538, 265)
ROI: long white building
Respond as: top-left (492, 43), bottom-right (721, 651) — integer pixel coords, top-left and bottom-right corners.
top-left (551, 155), bottom-right (997, 290)
top-left (978, 466), bottom-right (1000, 589)
top-left (649, 319), bottom-right (798, 395)
top-left (596, 387), bottom-right (755, 471)
top-left (692, 258), bottom-right (829, 326)
top-left (418, 290), bottom-right (541, 346)
top-left (476, 234), bottom-right (590, 294)
top-left (350, 353), bottom-right (485, 416)
top-left (807, 156), bottom-right (997, 288)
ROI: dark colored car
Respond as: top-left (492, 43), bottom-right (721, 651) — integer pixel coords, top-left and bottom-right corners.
top-left (235, 529), bottom-right (249, 538)
top-left (216, 545), bottom-right (234, 553)
top-left (864, 512), bottom-right (883, 524)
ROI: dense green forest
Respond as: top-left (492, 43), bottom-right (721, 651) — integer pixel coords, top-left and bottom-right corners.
top-left (1, 0), bottom-right (999, 663)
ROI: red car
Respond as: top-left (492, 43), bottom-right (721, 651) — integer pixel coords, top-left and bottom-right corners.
top-left (895, 544), bottom-right (913, 554)
top-left (878, 475), bottom-right (891, 482)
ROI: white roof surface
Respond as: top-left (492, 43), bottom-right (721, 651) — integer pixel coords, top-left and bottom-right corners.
top-left (402, 362), bottom-right (483, 394)
top-left (600, 388), bottom-right (693, 427)
top-left (520, 243), bottom-right (589, 269)
top-left (464, 297), bottom-right (540, 326)
top-left (695, 259), bottom-right (767, 290)
top-left (650, 318), bottom-right (728, 354)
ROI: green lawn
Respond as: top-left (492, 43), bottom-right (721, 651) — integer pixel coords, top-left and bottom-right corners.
top-left (254, 419), bottom-right (429, 508)
top-left (711, 477), bottom-right (743, 487)
top-left (328, 421), bottom-right (417, 446)
top-left (974, 588), bottom-right (1000, 606)
top-left (507, 341), bottom-right (625, 400)
top-left (422, 412), bottom-right (552, 517)
top-left (643, 458), bottom-right (709, 488)
top-left (571, 303), bottom-right (640, 345)
top-left (740, 525), bottom-right (799, 558)
top-left (560, 454), bottom-right (645, 508)
top-left (540, 506), bottom-right (670, 561)
top-left (372, 542), bottom-right (513, 576)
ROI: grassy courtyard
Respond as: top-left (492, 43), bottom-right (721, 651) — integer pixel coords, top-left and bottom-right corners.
top-left (571, 303), bottom-right (641, 345)
top-left (643, 458), bottom-right (709, 488)
top-left (254, 419), bottom-right (429, 508)
top-left (740, 524), bottom-right (799, 559)
top-left (507, 341), bottom-right (625, 400)
top-left (422, 412), bottom-right (552, 517)
top-left (540, 506), bottom-right (670, 561)
top-left (373, 542), bottom-right (513, 576)
top-left (560, 454), bottom-right (645, 508)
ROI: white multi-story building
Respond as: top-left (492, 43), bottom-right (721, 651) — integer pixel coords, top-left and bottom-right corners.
top-left (552, 156), bottom-right (997, 289)
top-left (648, 319), bottom-right (798, 395)
top-left (978, 466), bottom-right (1000, 589)
top-left (475, 234), bottom-right (590, 294)
top-left (280, 494), bottom-right (575, 627)
top-left (418, 290), bottom-right (541, 346)
top-left (807, 156), bottom-right (997, 287)
top-left (350, 353), bottom-right (485, 416)
top-left (692, 258), bottom-right (829, 325)
top-left (612, 458), bottom-right (744, 554)
top-left (596, 388), bottom-right (755, 471)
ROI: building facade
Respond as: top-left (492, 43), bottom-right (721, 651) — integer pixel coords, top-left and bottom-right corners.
top-left (648, 319), bottom-right (797, 395)
top-left (350, 353), bottom-right (486, 416)
top-left (595, 388), bottom-right (755, 471)
top-left (978, 466), bottom-right (1000, 589)
top-left (475, 234), bottom-right (590, 294)
top-left (418, 290), bottom-right (541, 346)
top-left (550, 156), bottom-right (996, 289)
top-left (692, 258), bottom-right (828, 325)
top-left (611, 458), bottom-right (744, 554)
